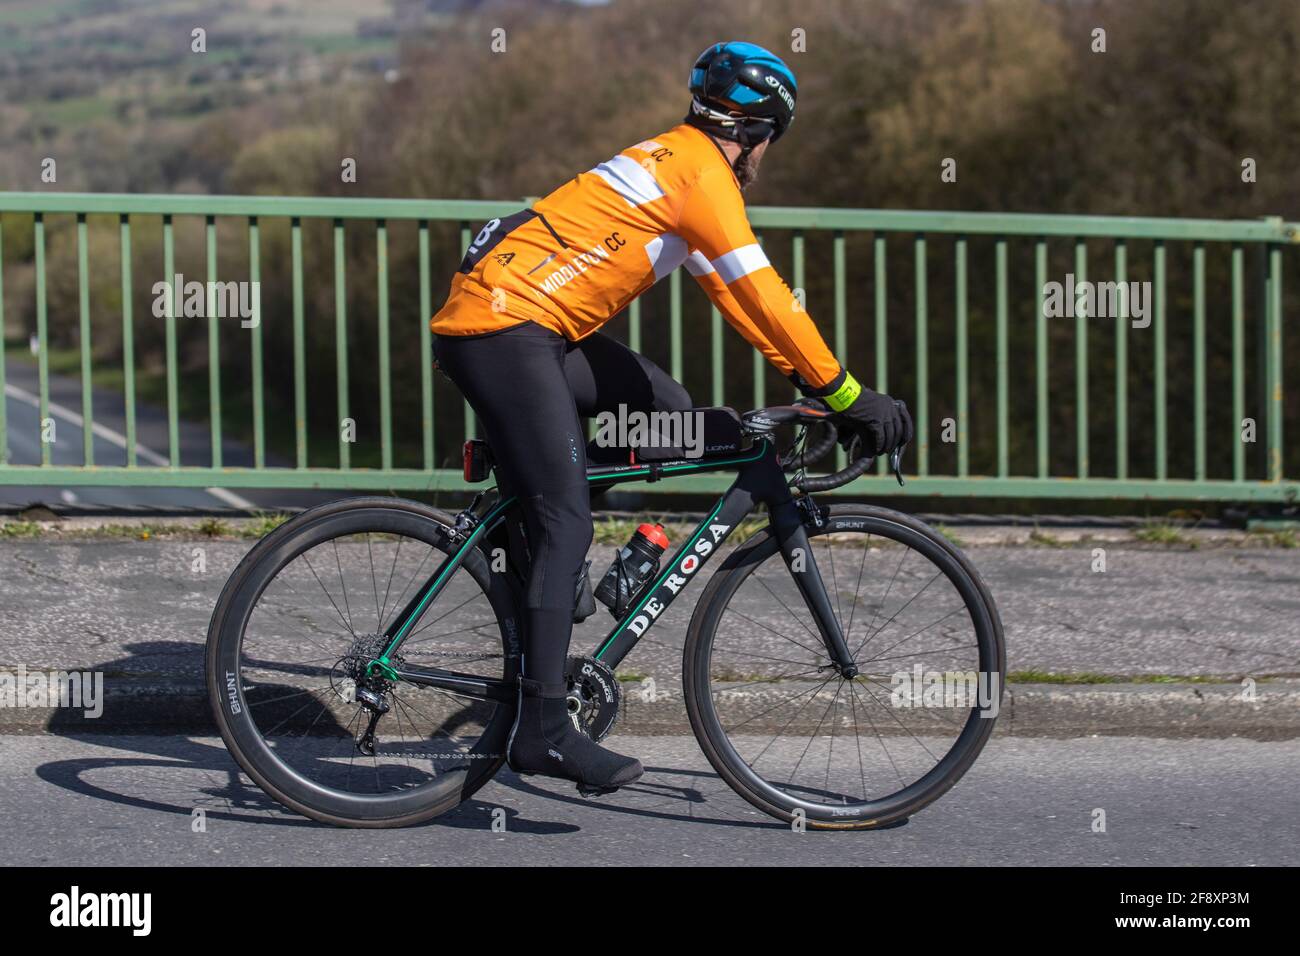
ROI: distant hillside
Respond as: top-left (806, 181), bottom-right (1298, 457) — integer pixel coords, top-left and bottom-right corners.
top-left (0, 0), bottom-right (454, 191)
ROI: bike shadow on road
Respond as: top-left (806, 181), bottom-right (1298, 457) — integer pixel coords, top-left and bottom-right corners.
top-left (30, 733), bottom-right (584, 835)
top-left (30, 733), bottom-right (847, 834)
top-left (31, 639), bottom-right (881, 833)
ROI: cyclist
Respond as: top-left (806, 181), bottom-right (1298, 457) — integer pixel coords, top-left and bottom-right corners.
top-left (431, 41), bottom-right (913, 794)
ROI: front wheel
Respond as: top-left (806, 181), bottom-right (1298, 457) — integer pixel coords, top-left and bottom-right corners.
top-left (684, 504), bottom-right (1005, 829)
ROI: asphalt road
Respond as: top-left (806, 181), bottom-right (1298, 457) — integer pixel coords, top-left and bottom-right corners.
top-left (0, 734), bottom-right (1295, 866)
top-left (2, 358), bottom-right (337, 511)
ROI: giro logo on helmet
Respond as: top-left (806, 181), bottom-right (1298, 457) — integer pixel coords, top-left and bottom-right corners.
top-left (765, 75), bottom-right (795, 111)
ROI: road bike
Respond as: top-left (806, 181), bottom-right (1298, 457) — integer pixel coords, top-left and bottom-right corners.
top-left (206, 401), bottom-right (1005, 829)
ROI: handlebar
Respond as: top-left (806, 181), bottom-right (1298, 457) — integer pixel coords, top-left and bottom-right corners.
top-left (741, 399), bottom-right (906, 493)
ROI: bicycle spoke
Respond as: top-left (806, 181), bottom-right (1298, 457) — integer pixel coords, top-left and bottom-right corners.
top-left (856, 673), bottom-right (965, 728)
top-left (380, 542), bottom-right (439, 634)
top-left (823, 536), bottom-right (845, 638)
top-left (707, 640), bottom-right (824, 670)
top-left (859, 642), bottom-right (978, 666)
top-left (708, 668), bottom-right (825, 693)
top-left (366, 533), bottom-right (383, 633)
top-left (858, 546), bottom-right (907, 654)
top-left (332, 538), bottom-right (355, 638)
top-left (750, 571), bottom-right (823, 646)
top-left (722, 676), bottom-right (835, 735)
top-left (852, 679), bottom-right (940, 761)
top-left (863, 604), bottom-right (970, 662)
top-left (300, 552), bottom-right (359, 641)
top-left (379, 535), bottom-right (404, 629)
top-left (723, 602), bottom-right (826, 661)
top-left (823, 680), bottom-right (842, 799)
top-left (852, 567), bottom-right (944, 658)
top-left (847, 678), bottom-right (906, 790)
top-left (403, 589), bottom-right (486, 643)
top-left (786, 679), bottom-right (842, 791)
top-left (842, 535), bottom-right (871, 650)
top-left (845, 681), bottom-right (870, 799)
top-left (745, 675), bottom-right (836, 769)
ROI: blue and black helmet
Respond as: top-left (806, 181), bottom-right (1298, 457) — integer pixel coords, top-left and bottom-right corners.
top-left (686, 41), bottom-right (797, 147)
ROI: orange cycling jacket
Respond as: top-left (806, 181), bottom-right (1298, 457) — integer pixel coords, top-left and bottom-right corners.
top-left (429, 122), bottom-right (843, 390)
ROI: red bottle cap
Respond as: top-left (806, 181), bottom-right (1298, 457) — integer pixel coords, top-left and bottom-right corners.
top-left (636, 522), bottom-right (670, 550)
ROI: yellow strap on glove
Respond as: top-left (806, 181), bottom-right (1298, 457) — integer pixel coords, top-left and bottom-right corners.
top-left (824, 371), bottom-right (862, 412)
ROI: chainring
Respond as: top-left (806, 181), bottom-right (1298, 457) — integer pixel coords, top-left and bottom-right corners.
top-left (563, 655), bottom-right (621, 742)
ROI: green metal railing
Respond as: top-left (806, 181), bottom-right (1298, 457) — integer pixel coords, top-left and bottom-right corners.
top-left (0, 191), bottom-right (1295, 502)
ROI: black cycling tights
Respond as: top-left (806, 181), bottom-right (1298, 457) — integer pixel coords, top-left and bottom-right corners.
top-left (433, 322), bottom-right (691, 685)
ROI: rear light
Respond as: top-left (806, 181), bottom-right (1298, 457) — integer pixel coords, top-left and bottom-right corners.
top-left (463, 439), bottom-right (492, 482)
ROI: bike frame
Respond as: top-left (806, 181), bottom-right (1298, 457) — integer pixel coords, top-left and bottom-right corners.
top-left (369, 436), bottom-right (856, 702)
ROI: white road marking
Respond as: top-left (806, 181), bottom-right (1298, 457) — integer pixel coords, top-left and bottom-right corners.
top-left (3, 382), bottom-right (256, 509)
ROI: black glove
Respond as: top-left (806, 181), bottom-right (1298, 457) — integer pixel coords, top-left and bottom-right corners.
top-left (837, 388), bottom-right (913, 457)
top-left (790, 369), bottom-right (912, 458)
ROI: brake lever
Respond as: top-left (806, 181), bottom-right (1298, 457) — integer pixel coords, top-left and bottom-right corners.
top-left (890, 443), bottom-right (906, 486)
top-left (890, 400), bottom-right (907, 486)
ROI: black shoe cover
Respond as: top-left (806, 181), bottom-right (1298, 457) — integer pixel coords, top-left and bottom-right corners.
top-left (506, 678), bottom-right (643, 792)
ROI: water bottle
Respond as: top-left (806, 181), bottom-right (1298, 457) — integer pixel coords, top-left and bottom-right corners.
top-left (593, 523), bottom-right (670, 617)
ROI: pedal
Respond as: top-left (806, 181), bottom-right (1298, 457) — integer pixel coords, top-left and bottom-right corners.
top-left (576, 784), bottom-right (619, 798)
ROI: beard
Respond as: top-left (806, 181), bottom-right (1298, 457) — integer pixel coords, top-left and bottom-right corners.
top-left (735, 149), bottom-right (762, 190)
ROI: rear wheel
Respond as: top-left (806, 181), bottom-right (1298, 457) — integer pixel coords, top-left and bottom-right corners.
top-left (206, 497), bottom-right (521, 827)
top-left (684, 505), bottom-right (1004, 829)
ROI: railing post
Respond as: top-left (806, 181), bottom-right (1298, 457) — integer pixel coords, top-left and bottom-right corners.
top-left (1267, 241), bottom-right (1284, 481)
top-left (1153, 240), bottom-right (1167, 480)
top-left (120, 214), bottom-right (137, 467)
top-left (418, 220), bottom-right (433, 471)
top-left (995, 237), bottom-right (1009, 478)
top-left (1114, 240), bottom-right (1128, 480)
top-left (1074, 239), bottom-right (1088, 479)
top-left (954, 235), bottom-right (968, 478)
top-left (833, 230), bottom-right (847, 470)
top-left (248, 217), bottom-right (265, 469)
top-left (291, 216), bottom-right (307, 468)
top-left (162, 214), bottom-right (180, 467)
top-left (1231, 245), bottom-right (1244, 482)
top-left (1035, 238), bottom-right (1048, 477)
top-left (874, 233), bottom-right (888, 475)
top-left (77, 213), bottom-right (94, 466)
top-left (376, 218), bottom-right (392, 471)
top-left (334, 219), bottom-right (351, 470)
top-left (206, 215), bottom-right (222, 468)
top-left (34, 213), bottom-right (51, 466)
top-left (1192, 243), bottom-right (1206, 481)
top-left (914, 233), bottom-right (928, 476)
